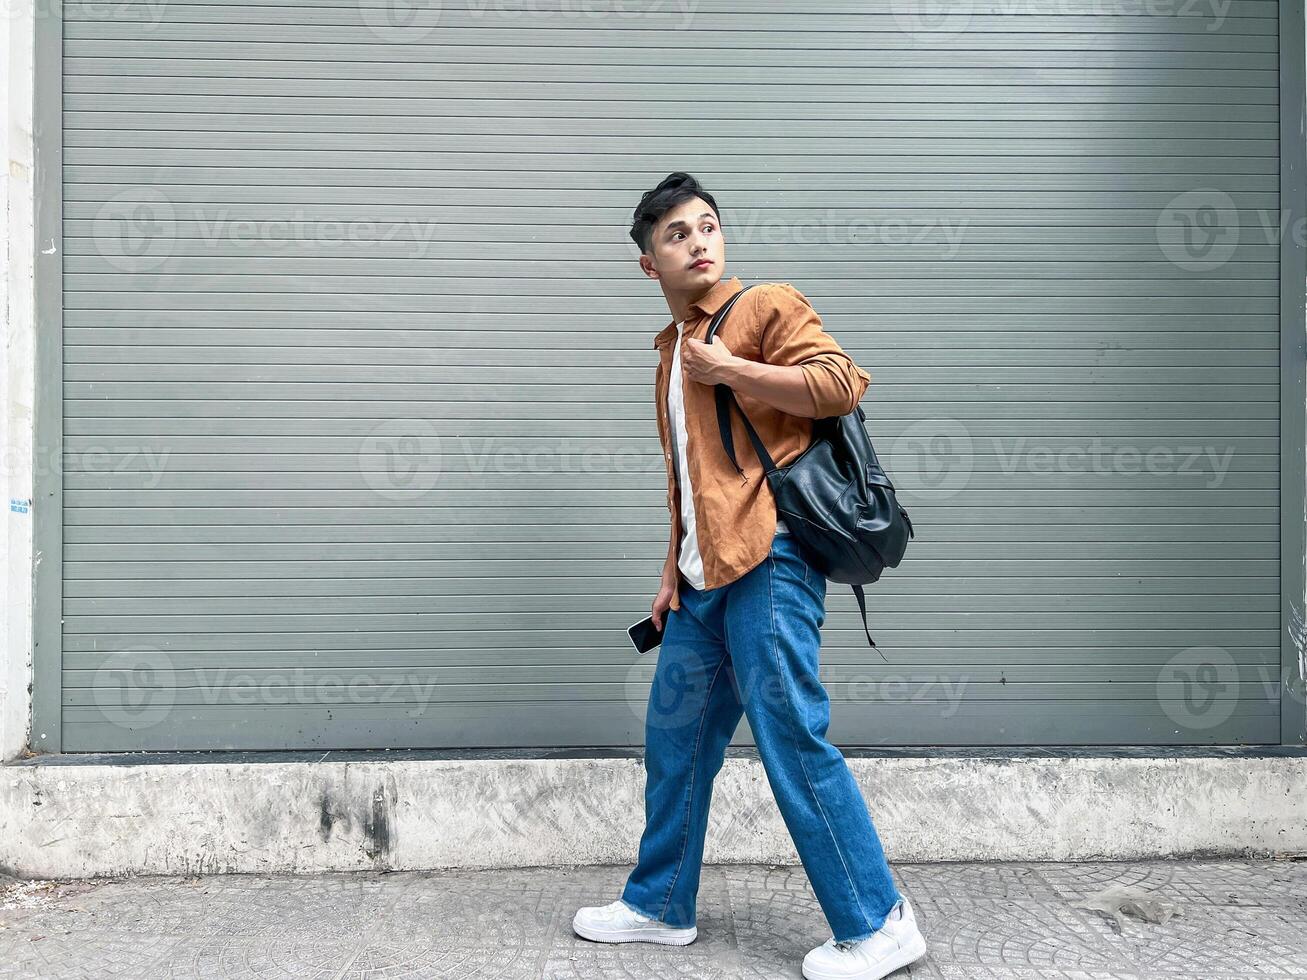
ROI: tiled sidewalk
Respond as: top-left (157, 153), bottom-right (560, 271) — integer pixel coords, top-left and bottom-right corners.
top-left (1, 859), bottom-right (1304, 978)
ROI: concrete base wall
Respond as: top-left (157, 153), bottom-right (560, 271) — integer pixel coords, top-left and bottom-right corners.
top-left (2, 752), bottom-right (1304, 879)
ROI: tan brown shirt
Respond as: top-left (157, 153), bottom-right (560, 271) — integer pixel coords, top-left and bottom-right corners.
top-left (652, 276), bottom-right (872, 611)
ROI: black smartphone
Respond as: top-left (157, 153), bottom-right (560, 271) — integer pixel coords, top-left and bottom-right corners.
top-left (627, 614), bottom-right (665, 654)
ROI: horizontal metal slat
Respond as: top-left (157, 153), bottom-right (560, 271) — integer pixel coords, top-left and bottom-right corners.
top-left (54, 699), bottom-right (1281, 753)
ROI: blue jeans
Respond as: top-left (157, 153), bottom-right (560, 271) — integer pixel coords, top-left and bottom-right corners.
top-left (620, 532), bottom-right (903, 944)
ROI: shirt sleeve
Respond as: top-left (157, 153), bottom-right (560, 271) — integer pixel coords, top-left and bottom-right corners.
top-left (751, 282), bottom-right (871, 417)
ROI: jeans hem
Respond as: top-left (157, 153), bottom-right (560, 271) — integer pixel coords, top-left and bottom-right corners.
top-left (620, 896), bottom-right (692, 928)
top-left (832, 895), bottom-right (905, 945)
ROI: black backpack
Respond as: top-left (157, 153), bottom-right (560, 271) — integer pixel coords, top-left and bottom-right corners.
top-left (705, 283), bottom-right (914, 660)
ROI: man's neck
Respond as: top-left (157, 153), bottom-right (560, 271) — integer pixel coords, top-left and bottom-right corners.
top-left (665, 279), bottom-right (718, 325)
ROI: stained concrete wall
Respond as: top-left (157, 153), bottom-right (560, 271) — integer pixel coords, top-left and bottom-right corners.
top-left (2, 752), bottom-right (1305, 879)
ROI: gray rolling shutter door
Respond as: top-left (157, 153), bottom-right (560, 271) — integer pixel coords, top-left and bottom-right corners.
top-left (61, 1), bottom-right (1282, 749)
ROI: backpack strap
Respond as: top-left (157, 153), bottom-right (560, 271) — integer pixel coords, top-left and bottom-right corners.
top-left (702, 284), bottom-right (764, 478)
top-left (852, 584), bottom-right (890, 662)
top-left (715, 384), bottom-right (776, 480)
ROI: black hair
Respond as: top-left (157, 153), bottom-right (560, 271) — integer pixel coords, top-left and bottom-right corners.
top-left (629, 172), bottom-right (721, 255)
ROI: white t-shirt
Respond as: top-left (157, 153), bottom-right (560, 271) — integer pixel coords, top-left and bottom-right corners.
top-left (668, 319), bottom-right (788, 590)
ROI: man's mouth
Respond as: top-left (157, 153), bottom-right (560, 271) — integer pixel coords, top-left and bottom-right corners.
top-left (690, 260), bottom-right (712, 269)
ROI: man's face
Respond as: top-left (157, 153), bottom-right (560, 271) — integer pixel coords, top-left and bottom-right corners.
top-left (643, 196), bottom-right (725, 292)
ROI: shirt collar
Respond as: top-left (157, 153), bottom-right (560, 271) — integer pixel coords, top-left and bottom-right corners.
top-left (652, 275), bottom-right (744, 350)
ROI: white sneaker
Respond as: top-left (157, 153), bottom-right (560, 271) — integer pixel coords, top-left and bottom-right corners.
top-left (801, 897), bottom-right (927, 979)
top-left (572, 899), bottom-right (698, 946)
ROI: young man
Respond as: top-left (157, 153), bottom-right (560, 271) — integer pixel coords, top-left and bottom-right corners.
top-left (572, 173), bottom-right (928, 980)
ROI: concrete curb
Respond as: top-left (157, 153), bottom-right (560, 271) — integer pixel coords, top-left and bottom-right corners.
top-left (3, 752), bottom-right (1304, 878)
